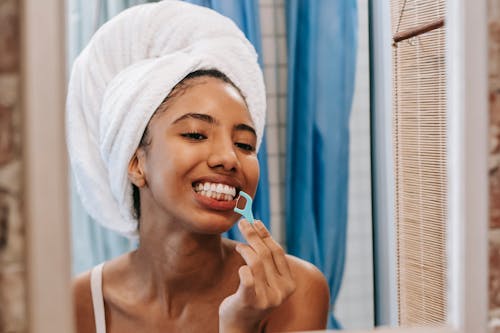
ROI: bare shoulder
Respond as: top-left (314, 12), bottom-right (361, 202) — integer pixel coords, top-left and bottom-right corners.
top-left (287, 254), bottom-right (329, 294)
top-left (72, 270), bottom-right (96, 333)
top-left (286, 254), bottom-right (330, 314)
top-left (266, 255), bottom-right (330, 332)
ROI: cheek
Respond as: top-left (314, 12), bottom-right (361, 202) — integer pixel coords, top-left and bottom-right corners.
top-left (246, 157), bottom-right (260, 196)
top-left (146, 144), bottom-right (199, 190)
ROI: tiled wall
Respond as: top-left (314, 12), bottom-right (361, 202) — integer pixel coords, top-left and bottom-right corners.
top-left (258, 0), bottom-right (287, 245)
top-left (0, 0), bottom-right (28, 332)
top-left (258, 0), bottom-right (374, 329)
top-left (489, 0), bottom-right (500, 331)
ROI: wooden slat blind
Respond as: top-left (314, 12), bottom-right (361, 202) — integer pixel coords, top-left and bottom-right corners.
top-left (391, 0), bottom-right (447, 325)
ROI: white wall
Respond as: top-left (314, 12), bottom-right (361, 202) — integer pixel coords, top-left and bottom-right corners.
top-left (334, 0), bottom-right (375, 328)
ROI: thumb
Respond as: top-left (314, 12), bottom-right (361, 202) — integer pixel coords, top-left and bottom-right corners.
top-left (219, 265), bottom-right (255, 317)
top-left (235, 265), bottom-right (256, 305)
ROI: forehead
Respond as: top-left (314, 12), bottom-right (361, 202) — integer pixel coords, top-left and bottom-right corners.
top-left (156, 76), bottom-right (254, 125)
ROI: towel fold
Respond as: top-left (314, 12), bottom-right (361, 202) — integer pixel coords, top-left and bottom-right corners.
top-left (66, 0), bottom-right (266, 238)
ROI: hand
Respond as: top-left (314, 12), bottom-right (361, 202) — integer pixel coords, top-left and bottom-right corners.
top-left (219, 220), bottom-right (296, 333)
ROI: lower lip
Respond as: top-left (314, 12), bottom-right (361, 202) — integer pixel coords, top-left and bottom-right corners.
top-left (193, 191), bottom-right (237, 211)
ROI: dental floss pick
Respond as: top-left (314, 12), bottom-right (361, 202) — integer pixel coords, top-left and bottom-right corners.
top-left (234, 191), bottom-right (254, 224)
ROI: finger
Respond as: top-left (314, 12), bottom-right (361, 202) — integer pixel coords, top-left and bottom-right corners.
top-left (235, 244), bottom-right (268, 299)
top-left (238, 220), bottom-right (282, 288)
top-left (235, 252), bottom-right (283, 311)
top-left (253, 220), bottom-right (292, 278)
top-left (238, 219), bottom-right (269, 255)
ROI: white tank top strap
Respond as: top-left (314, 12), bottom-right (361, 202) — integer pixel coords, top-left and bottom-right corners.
top-left (90, 262), bottom-right (106, 333)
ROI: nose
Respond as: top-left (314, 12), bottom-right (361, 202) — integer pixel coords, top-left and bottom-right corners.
top-left (207, 137), bottom-right (240, 172)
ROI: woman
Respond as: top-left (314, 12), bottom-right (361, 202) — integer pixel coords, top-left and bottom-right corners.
top-left (68, 2), bottom-right (329, 332)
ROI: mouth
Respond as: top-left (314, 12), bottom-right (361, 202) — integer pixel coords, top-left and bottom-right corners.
top-left (192, 181), bottom-right (240, 202)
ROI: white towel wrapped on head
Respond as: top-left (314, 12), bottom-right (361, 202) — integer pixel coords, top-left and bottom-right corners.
top-left (66, 0), bottom-right (266, 239)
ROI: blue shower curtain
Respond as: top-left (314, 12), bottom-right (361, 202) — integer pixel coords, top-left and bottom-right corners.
top-left (186, 0), bottom-right (271, 241)
top-left (69, 0), bottom-right (270, 273)
top-left (285, 0), bottom-right (358, 329)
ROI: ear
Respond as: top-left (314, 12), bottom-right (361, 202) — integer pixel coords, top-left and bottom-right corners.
top-left (128, 148), bottom-right (147, 188)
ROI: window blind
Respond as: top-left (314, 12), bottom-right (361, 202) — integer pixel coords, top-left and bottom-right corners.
top-left (390, 0), bottom-right (447, 325)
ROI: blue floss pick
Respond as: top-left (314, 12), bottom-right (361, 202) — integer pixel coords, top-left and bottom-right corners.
top-left (234, 191), bottom-right (254, 224)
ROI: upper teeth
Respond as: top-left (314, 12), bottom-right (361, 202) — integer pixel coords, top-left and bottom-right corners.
top-left (194, 182), bottom-right (237, 199)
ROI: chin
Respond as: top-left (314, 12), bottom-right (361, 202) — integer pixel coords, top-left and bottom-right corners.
top-left (190, 212), bottom-right (239, 235)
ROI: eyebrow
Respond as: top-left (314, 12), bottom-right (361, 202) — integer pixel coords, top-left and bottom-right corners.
top-left (172, 113), bottom-right (216, 125)
top-left (172, 112), bottom-right (256, 136)
top-left (234, 123), bottom-right (256, 137)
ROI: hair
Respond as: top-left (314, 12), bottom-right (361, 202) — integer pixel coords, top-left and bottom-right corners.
top-left (132, 69), bottom-right (243, 220)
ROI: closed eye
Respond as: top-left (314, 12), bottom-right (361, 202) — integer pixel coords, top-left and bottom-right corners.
top-left (181, 132), bottom-right (207, 141)
top-left (235, 142), bottom-right (255, 152)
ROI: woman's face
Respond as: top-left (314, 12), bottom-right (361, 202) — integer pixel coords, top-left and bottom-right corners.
top-left (134, 76), bottom-right (260, 234)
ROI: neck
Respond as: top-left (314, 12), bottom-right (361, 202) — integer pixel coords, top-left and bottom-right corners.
top-left (131, 216), bottom-right (231, 303)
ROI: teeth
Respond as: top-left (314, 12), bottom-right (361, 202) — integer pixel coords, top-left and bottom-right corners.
top-left (193, 181), bottom-right (237, 201)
